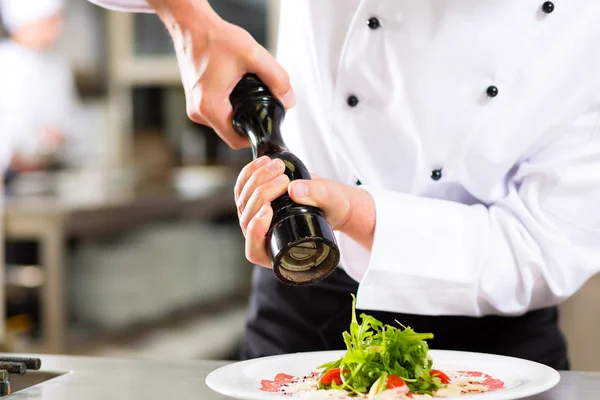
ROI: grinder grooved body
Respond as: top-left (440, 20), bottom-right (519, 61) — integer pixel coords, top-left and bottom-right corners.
top-left (230, 74), bottom-right (340, 286)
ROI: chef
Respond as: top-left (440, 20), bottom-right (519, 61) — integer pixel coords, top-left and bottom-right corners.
top-left (0, 0), bottom-right (80, 176)
top-left (90, 0), bottom-right (600, 369)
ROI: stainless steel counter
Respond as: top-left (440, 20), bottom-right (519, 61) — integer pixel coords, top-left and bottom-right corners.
top-left (1, 354), bottom-right (599, 399)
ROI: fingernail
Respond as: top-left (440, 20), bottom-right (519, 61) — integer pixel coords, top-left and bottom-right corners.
top-left (256, 204), bottom-right (269, 219)
top-left (282, 89), bottom-right (296, 108)
top-left (255, 156), bottom-right (269, 167)
top-left (292, 182), bottom-right (309, 198)
top-left (267, 159), bottom-right (282, 172)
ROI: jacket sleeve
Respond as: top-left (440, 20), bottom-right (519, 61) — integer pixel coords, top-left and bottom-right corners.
top-left (339, 101), bottom-right (600, 317)
top-left (86, 0), bottom-right (153, 12)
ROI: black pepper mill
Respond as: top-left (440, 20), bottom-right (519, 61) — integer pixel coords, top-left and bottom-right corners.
top-left (230, 73), bottom-right (340, 286)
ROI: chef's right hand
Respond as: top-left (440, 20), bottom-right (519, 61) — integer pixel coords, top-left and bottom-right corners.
top-left (147, 0), bottom-right (296, 149)
top-left (234, 156), bottom-right (290, 267)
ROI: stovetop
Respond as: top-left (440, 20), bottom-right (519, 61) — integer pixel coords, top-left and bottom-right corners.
top-left (0, 357), bottom-right (41, 397)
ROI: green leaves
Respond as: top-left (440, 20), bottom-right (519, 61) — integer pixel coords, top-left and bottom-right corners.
top-left (317, 295), bottom-right (443, 395)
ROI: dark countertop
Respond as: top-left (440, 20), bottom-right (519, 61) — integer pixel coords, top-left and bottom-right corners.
top-left (2, 355), bottom-right (599, 399)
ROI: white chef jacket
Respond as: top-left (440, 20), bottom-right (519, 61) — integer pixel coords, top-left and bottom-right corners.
top-left (91, 0), bottom-right (600, 318)
top-left (0, 0), bottom-right (83, 169)
top-left (0, 39), bottom-right (79, 165)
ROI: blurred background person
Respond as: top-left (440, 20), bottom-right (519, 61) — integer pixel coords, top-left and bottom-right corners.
top-left (0, 0), bottom-right (83, 182)
top-left (0, 0), bottom-right (84, 343)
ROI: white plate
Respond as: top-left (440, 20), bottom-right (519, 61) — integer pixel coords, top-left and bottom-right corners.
top-left (206, 350), bottom-right (560, 399)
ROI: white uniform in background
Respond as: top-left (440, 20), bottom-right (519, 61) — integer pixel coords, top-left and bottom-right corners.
top-left (90, 0), bottom-right (600, 317)
top-left (0, 0), bottom-right (81, 170)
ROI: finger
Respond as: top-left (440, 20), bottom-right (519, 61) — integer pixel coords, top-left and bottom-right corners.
top-left (187, 80), bottom-right (243, 147)
top-left (185, 82), bottom-right (210, 126)
top-left (237, 158), bottom-right (286, 214)
top-left (234, 156), bottom-right (271, 202)
top-left (251, 46), bottom-right (295, 110)
top-left (245, 204), bottom-right (273, 267)
top-left (192, 114), bottom-right (210, 127)
top-left (288, 179), bottom-right (328, 208)
top-left (288, 179), bottom-right (350, 229)
top-left (200, 93), bottom-right (243, 148)
top-left (196, 63), bottom-right (250, 149)
top-left (239, 174), bottom-right (289, 234)
top-left (201, 91), bottom-right (250, 150)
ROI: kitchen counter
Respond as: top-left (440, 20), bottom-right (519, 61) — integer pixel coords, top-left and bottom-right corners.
top-left (2, 355), bottom-right (599, 399)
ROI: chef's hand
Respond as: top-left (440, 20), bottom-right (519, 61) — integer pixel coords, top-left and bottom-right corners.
top-left (235, 157), bottom-right (376, 268)
top-left (147, 0), bottom-right (295, 149)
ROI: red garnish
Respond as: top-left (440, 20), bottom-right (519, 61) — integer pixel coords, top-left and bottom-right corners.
top-left (430, 369), bottom-right (451, 384)
top-left (260, 380), bottom-right (281, 392)
top-left (386, 374), bottom-right (406, 389)
top-left (260, 373), bottom-right (295, 392)
top-left (460, 371), bottom-right (505, 391)
top-left (274, 373), bottom-right (294, 383)
top-left (319, 368), bottom-right (344, 386)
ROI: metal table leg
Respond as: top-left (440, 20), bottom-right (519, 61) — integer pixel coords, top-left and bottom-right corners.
top-left (40, 217), bottom-right (66, 354)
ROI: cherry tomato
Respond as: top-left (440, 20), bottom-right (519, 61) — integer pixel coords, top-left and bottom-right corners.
top-left (430, 369), bottom-right (451, 384)
top-left (320, 368), bottom-right (343, 386)
top-left (386, 374), bottom-right (406, 389)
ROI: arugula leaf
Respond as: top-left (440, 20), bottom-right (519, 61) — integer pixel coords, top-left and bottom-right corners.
top-left (317, 295), bottom-right (444, 395)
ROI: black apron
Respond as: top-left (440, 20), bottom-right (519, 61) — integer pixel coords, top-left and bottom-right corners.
top-left (240, 266), bottom-right (570, 370)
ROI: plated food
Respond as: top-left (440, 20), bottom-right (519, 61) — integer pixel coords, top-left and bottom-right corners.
top-left (206, 331), bottom-right (558, 400)
top-left (260, 296), bottom-right (504, 398)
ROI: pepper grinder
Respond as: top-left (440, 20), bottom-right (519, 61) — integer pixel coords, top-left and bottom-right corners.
top-left (230, 73), bottom-right (340, 286)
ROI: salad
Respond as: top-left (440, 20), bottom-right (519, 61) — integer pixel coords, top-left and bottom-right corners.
top-left (260, 295), bottom-right (504, 398)
top-left (315, 295), bottom-right (443, 396)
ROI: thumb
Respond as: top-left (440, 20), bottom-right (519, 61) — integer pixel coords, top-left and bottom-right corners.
top-left (252, 47), bottom-right (296, 109)
top-left (288, 179), bottom-right (350, 229)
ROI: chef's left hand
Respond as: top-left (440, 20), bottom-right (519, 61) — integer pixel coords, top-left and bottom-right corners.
top-left (235, 159), bottom-right (375, 267)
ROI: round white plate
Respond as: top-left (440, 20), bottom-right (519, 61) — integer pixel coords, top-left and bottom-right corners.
top-left (206, 350), bottom-right (560, 399)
